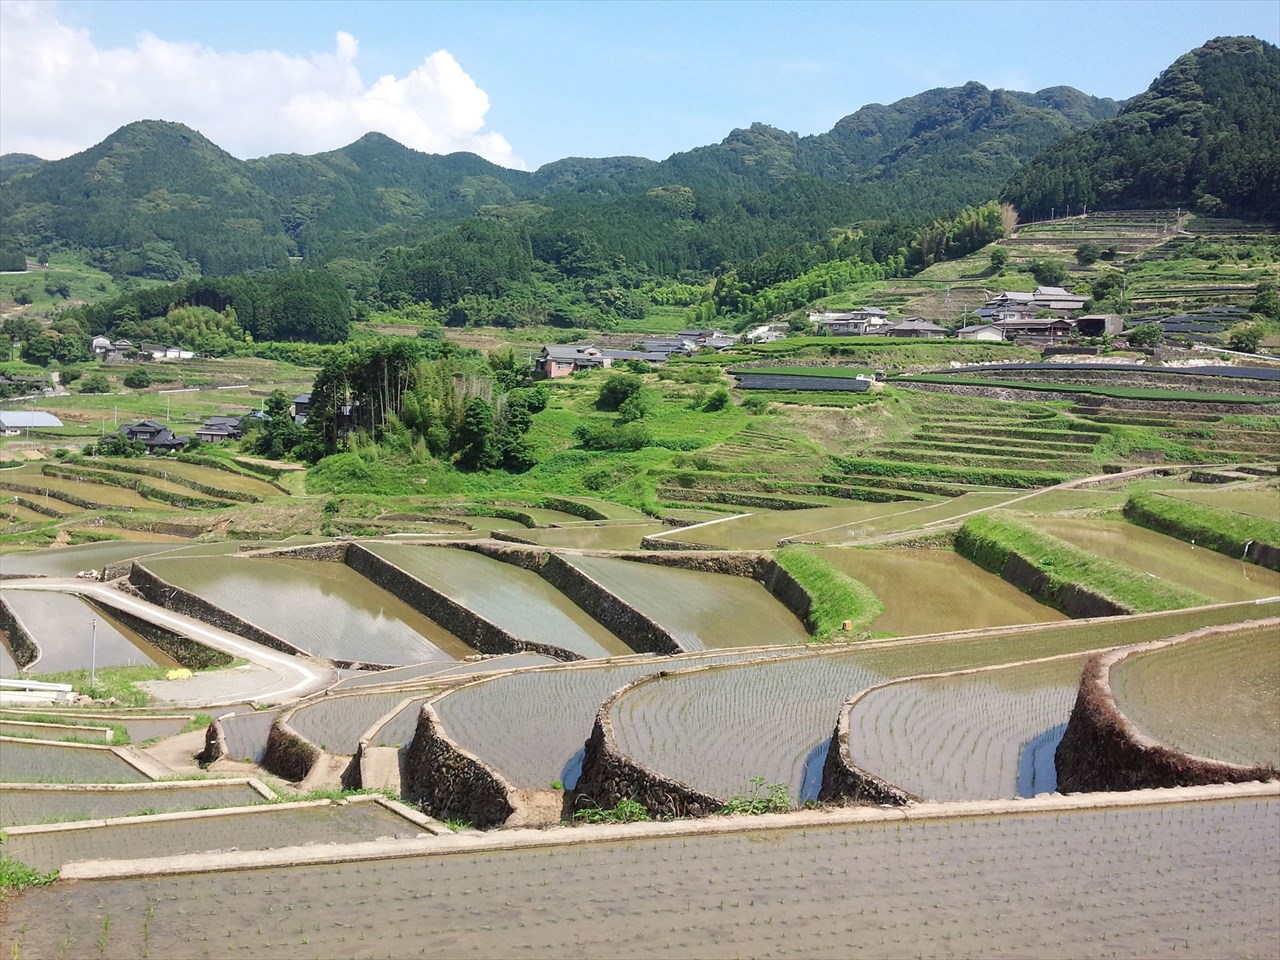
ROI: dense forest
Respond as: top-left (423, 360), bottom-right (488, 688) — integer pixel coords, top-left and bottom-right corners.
top-left (1003, 36), bottom-right (1280, 219)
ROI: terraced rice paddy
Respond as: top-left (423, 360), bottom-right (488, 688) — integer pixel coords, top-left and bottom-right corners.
top-left (139, 555), bottom-right (472, 665)
top-left (332, 652), bottom-right (558, 691)
top-left (0, 780), bottom-right (269, 826)
top-left (655, 502), bottom-right (919, 549)
top-left (846, 656), bottom-right (1086, 800)
top-left (1, 739), bottom-right (151, 783)
top-left (1028, 516), bottom-right (1280, 602)
top-left (514, 522), bottom-right (666, 550)
top-left (0, 540), bottom-right (185, 576)
top-left (432, 649), bottom-right (805, 790)
top-left (1162, 485), bottom-right (1280, 522)
top-left (803, 491), bottom-right (1018, 543)
top-left (1111, 624), bottom-right (1279, 767)
top-left (818, 547), bottom-right (1065, 635)
top-left (219, 710), bottom-right (279, 764)
top-left (606, 601), bottom-right (1276, 804)
top-left (2, 798), bottom-right (424, 872)
top-left (1, 590), bottom-right (177, 672)
top-left (94, 458), bottom-right (281, 498)
top-left (288, 691), bottom-right (416, 755)
top-left (7, 798), bottom-right (1277, 959)
top-left (561, 554), bottom-right (810, 650)
top-left (361, 543), bottom-right (632, 659)
top-left (0, 464), bottom-right (170, 510)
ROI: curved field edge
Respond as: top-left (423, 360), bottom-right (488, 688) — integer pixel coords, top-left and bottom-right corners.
top-left (1055, 619), bottom-right (1280, 793)
top-left (955, 511), bottom-right (1212, 615)
top-left (1124, 491), bottom-right (1280, 571)
top-left (773, 546), bottom-right (884, 640)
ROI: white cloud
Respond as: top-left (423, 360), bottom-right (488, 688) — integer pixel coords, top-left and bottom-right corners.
top-left (0, 1), bottom-right (522, 167)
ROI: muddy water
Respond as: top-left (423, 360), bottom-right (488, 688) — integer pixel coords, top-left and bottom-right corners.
top-left (1, 590), bottom-right (178, 672)
top-left (0, 540), bottom-right (185, 576)
top-left (4, 799), bottom-right (422, 872)
top-left (514, 522), bottom-right (666, 550)
top-left (1164, 486), bottom-right (1280, 522)
top-left (363, 543), bottom-right (632, 659)
top-left (0, 781), bottom-right (267, 827)
top-left (819, 548), bottom-right (1066, 635)
top-left (1030, 516), bottom-right (1280, 602)
top-left (847, 657), bottom-right (1086, 801)
top-left (7, 799), bottom-right (1277, 959)
top-left (656, 501), bottom-right (918, 549)
top-left (561, 554), bottom-right (810, 650)
top-left (505, 506), bottom-right (588, 526)
top-left (805, 491), bottom-right (1019, 544)
top-left (140, 556), bottom-right (472, 665)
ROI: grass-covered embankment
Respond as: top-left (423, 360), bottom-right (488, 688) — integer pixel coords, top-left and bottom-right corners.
top-left (1124, 492), bottom-right (1280, 571)
top-left (955, 512), bottom-right (1211, 616)
top-left (774, 546), bottom-right (884, 640)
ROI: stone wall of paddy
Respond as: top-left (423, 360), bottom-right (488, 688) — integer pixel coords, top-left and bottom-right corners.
top-left (1055, 644), bottom-right (1280, 793)
top-left (82, 597), bottom-right (234, 670)
top-left (0, 593), bottom-right (40, 668)
top-left (260, 718), bottom-right (323, 783)
top-left (573, 674), bottom-right (728, 820)
top-left (817, 688), bottom-right (921, 808)
top-left (401, 701), bottom-right (516, 828)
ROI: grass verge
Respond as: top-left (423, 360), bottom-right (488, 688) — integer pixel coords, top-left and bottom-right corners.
top-left (775, 545), bottom-right (884, 640)
top-left (1124, 491), bottom-right (1280, 570)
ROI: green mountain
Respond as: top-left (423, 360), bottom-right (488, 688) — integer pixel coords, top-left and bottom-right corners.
top-left (1002, 36), bottom-right (1280, 220)
top-left (0, 153), bottom-right (45, 178)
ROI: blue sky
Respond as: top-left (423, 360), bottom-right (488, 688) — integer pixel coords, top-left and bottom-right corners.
top-left (3, 1), bottom-right (1277, 166)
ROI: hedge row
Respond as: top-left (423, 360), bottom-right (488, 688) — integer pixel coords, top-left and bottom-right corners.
top-left (70, 457), bottom-right (261, 503)
top-left (896, 438), bottom-right (1096, 459)
top-left (1123, 492), bottom-right (1280, 571)
top-left (41, 465), bottom-right (229, 510)
top-left (955, 513), bottom-right (1211, 614)
top-left (831, 456), bottom-right (1066, 489)
top-left (866, 447), bottom-right (1088, 473)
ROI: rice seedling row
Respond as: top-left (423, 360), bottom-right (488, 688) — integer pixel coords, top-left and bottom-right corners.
top-left (847, 656), bottom-right (1087, 801)
top-left (7, 798), bottom-right (1276, 958)
top-left (0, 739), bottom-right (152, 784)
top-left (1111, 623), bottom-right (1279, 767)
top-left (288, 691), bottom-right (413, 755)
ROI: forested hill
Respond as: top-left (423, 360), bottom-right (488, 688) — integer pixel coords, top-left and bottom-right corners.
top-left (1, 80), bottom-right (1114, 279)
top-left (1002, 36), bottom-right (1280, 220)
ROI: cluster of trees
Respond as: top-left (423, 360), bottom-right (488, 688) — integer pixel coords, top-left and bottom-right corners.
top-left (903, 202), bottom-right (1011, 271)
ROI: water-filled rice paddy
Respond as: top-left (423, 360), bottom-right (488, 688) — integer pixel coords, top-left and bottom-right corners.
top-left (1, 739), bottom-right (151, 783)
top-left (560, 554), bottom-right (810, 650)
top-left (8, 798), bottom-right (1276, 959)
top-left (1111, 623), bottom-right (1279, 767)
top-left (655, 502), bottom-right (918, 549)
top-left (3, 799), bottom-right (422, 872)
top-left (139, 555), bottom-right (472, 665)
top-left (432, 649), bottom-right (807, 790)
top-left (1, 590), bottom-right (177, 672)
top-left (605, 601), bottom-right (1274, 805)
top-left (288, 691), bottom-right (416, 755)
top-left (804, 491), bottom-right (1019, 543)
top-left (1029, 516), bottom-right (1280, 602)
top-left (846, 657), bottom-right (1086, 800)
top-left (513, 522), bottom-right (667, 550)
top-left (0, 539), bottom-right (186, 576)
top-left (818, 547), bottom-right (1065, 635)
top-left (361, 543), bottom-right (632, 659)
top-left (1162, 485), bottom-right (1280, 521)
top-left (0, 780), bottom-right (268, 827)
top-left (219, 709), bottom-right (279, 764)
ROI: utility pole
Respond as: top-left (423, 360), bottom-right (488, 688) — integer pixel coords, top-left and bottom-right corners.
top-left (90, 617), bottom-right (98, 694)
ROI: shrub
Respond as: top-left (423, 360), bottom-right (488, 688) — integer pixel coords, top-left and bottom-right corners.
top-left (1075, 242), bottom-right (1103, 266)
top-left (122, 366), bottom-right (152, 389)
top-left (719, 776), bottom-right (792, 815)
top-left (79, 373), bottom-right (111, 394)
top-left (702, 387), bottom-right (731, 411)
top-left (574, 421), bottom-right (652, 451)
top-left (595, 373), bottom-right (643, 411)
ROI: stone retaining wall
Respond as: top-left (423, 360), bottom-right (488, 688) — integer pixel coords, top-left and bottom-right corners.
top-left (344, 544), bottom-right (583, 662)
top-left (241, 541), bottom-right (352, 562)
top-left (199, 718), bottom-right (228, 765)
top-left (0, 594), bottom-right (40, 668)
top-left (128, 561), bottom-right (312, 659)
top-left (573, 676), bottom-right (727, 819)
top-left (260, 718), bottom-right (322, 783)
top-left (81, 598), bottom-right (234, 670)
top-left (401, 702), bottom-right (516, 828)
top-left (1055, 644), bottom-right (1280, 793)
top-left (817, 694), bottom-right (921, 807)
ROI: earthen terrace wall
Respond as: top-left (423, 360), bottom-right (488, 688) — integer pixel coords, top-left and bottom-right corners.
top-left (1055, 638), bottom-right (1280, 794)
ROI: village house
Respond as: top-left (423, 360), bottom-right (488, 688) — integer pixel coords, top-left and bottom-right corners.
top-left (535, 345), bottom-right (614, 379)
top-left (956, 323), bottom-right (1006, 341)
top-left (120, 419), bottom-right (187, 452)
top-left (810, 307), bottom-right (895, 336)
top-left (883, 318), bottom-right (946, 339)
top-left (991, 317), bottom-right (1076, 339)
top-left (292, 394), bottom-right (312, 423)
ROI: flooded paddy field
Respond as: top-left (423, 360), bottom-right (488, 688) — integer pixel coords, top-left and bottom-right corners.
top-left (818, 547), bottom-right (1065, 635)
top-left (1028, 516), bottom-right (1280, 602)
top-left (361, 543), bottom-right (632, 659)
top-left (1, 590), bottom-right (178, 673)
top-left (803, 491), bottom-right (1018, 543)
top-left (1111, 623), bottom-right (1279, 767)
top-left (1, 739), bottom-right (151, 784)
top-left (1, 540), bottom-right (186, 576)
top-left (219, 710), bottom-right (279, 764)
top-left (514, 522), bottom-right (666, 550)
top-left (847, 657), bottom-right (1086, 801)
top-left (331, 652), bottom-right (557, 691)
top-left (433, 649), bottom-right (808, 790)
top-left (6, 798), bottom-right (1277, 959)
top-left (0, 780), bottom-right (268, 827)
top-left (288, 690), bottom-right (418, 755)
top-left (654, 502), bottom-right (919, 550)
top-left (607, 602), bottom-right (1274, 804)
top-left (560, 554), bottom-right (810, 650)
top-left (3, 798), bottom-right (424, 873)
top-left (1162, 484), bottom-right (1280, 521)
top-left (138, 555), bottom-right (472, 665)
